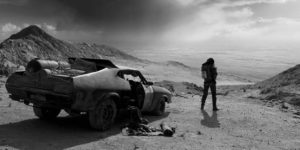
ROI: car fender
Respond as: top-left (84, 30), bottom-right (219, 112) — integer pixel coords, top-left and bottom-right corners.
top-left (149, 86), bottom-right (172, 112)
top-left (73, 68), bottom-right (131, 91)
top-left (71, 90), bottom-right (120, 111)
top-left (71, 68), bottom-right (129, 111)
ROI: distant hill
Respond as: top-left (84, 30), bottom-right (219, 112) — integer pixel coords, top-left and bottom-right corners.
top-left (165, 61), bottom-right (193, 70)
top-left (0, 25), bottom-right (141, 67)
top-left (255, 64), bottom-right (300, 105)
top-left (0, 25), bottom-right (254, 86)
top-left (155, 80), bottom-right (203, 96)
top-left (256, 64), bottom-right (300, 90)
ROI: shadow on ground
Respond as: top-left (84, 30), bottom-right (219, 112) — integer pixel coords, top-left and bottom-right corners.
top-left (200, 110), bottom-right (220, 128)
top-left (0, 111), bottom-right (169, 150)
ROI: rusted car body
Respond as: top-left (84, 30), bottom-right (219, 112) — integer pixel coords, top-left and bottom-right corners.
top-left (6, 58), bottom-right (172, 130)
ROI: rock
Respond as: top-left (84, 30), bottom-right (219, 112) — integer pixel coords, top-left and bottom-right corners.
top-left (264, 94), bottom-right (278, 100)
top-left (247, 96), bottom-right (256, 99)
top-left (217, 91), bottom-right (229, 96)
top-left (197, 131), bottom-right (202, 135)
top-left (293, 115), bottom-right (300, 119)
top-left (160, 122), bottom-right (175, 137)
top-left (260, 88), bottom-right (273, 94)
top-left (178, 133), bottom-right (185, 138)
top-left (287, 97), bottom-right (300, 106)
top-left (293, 112), bottom-right (300, 116)
top-left (282, 102), bottom-right (291, 109)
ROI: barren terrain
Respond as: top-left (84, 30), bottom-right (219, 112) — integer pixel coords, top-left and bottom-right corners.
top-left (0, 26), bottom-right (299, 150)
top-left (1, 77), bottom-right (300, 150)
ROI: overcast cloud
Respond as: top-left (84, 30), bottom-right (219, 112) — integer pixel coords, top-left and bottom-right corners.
top-left (0, 0), bottom-right (299, 49)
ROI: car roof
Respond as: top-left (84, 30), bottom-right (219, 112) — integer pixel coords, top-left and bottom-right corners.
top-left (116, 68), bottom-right (141, 73)
top-left (116, 65), bottom-right (138, 70)
top-left (94, 68), bottom-right (140, 75)
top-left (68, 57), bottom-right (118, 69)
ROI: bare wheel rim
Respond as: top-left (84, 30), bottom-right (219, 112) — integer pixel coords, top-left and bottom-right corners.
top-left (89, 98), bottom-right (117, 130)
top-left (102, 105), bottom-right (114, 121)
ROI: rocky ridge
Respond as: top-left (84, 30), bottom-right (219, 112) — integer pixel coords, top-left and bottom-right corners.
top-left (0, 25), bottom-right (142, 68)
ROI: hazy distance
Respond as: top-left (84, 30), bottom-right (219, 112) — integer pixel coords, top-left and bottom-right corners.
top-left (0, 0), bottom-right (299, 79)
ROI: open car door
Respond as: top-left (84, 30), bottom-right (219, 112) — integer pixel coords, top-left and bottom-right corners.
top-left (141, 83), bottom-right (154, 112)
top-left (118, 69), bottom-right (154, 111)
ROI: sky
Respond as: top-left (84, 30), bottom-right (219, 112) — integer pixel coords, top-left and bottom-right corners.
top-left (0, 0), bottom-right (300, 50)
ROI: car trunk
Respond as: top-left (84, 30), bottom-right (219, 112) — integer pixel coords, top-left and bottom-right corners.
top-left (6, 70), bottom-right (74, 97)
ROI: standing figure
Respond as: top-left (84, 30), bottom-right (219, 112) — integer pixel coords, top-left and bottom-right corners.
top-left (201, 58), bottom-right (219, 111)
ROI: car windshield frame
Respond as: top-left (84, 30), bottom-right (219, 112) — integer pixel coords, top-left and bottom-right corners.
top-left (117, 70), bottom-right (148, 85)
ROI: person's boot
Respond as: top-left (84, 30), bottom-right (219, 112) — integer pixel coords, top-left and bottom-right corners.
top-left (212, 100), bottom-right (219, 111)
top-left (212, 96), bottom-right (218, 111)
top-left (212, 102), bottom-right (219, 111)
top-left (212, 105), bottom-right (219, 111)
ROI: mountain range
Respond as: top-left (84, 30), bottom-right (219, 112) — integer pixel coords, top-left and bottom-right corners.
top-left (0, 25), bottom-right (141, 67)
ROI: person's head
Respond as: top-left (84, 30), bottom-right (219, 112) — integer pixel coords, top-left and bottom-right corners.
top-left (206, 58), bottom-right (214, 65)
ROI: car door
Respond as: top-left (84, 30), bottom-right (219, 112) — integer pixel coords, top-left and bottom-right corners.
top-left (141, 83), bottom-right (154, 112)
top-left (125, 71), bottom-right (154, 111)
top-left (135, 72), bottom-right (155, 112)
top-left (118, 70), bottom-right (154, 111)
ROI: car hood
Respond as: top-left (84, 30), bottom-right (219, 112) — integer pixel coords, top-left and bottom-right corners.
top-left (152, 86), bottom-right (171, 95)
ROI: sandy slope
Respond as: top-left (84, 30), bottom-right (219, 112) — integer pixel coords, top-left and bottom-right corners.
top-left (0, 78), bottom-right (299, 150)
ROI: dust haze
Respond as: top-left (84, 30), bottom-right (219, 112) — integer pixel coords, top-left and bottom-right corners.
top-left (0, 0), bottom-right (300, 150)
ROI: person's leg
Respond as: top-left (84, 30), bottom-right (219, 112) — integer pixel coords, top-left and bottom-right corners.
top-left (210, 83), bottom-right (218, 110)
top-left (201, 82), bottom-right (209, 109)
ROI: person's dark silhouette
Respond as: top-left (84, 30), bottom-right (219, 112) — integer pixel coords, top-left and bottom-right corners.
top-left (201, 58), bottom-right (219, 111)
top-left (200, 110), bottom-right (220, 128)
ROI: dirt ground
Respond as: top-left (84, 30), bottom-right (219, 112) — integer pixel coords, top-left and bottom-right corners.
top-left (0, 78), bottom-right (300, 150)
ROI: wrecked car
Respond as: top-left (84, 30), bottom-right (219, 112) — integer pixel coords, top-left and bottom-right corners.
top-left (5, 58), bottom-right (172, 130)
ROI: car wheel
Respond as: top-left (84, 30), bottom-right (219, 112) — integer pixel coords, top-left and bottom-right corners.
top-left (153, 97), bottom-right (166, 116)
top-left (33, 105), bottom-right (61, 120)
top-left (88, 98), bottom-right (117, 131)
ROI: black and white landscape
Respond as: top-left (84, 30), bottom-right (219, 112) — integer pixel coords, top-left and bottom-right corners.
top-left (0, 0), bottom-right (300, 150)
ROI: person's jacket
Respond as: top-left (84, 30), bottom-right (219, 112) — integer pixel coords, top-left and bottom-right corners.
top-left (201, 63), bottom-right (217, 83)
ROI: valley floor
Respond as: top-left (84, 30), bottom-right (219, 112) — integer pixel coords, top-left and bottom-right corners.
top-left (0, 79), bottom-right (300, 150)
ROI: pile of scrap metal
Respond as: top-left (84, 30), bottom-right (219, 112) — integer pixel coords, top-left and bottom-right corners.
top-left (122, 106), bottom-right (175, 137)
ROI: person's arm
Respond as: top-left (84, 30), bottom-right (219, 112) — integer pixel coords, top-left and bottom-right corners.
top-left (202, 71), bottom-right (207, 79)
top-left (201, 65), bottom-right (207, 79)
top-left (202, 69), bottom-right (207, 79)
top-left (213, 67), bottom-right (218, 80)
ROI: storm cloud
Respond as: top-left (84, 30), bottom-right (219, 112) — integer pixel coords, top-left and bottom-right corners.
top-left (1, 0), bottom-right (192, 33)
top-left (0, 0), bottom-right (300, 49)
top-left (0, 0), bottom-right (199, 47)
top-left (55, 0), bottom-right (183, 31)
